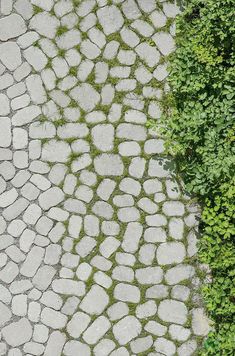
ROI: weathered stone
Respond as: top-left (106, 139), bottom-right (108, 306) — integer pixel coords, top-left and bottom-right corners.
top-left (80, 285), bottom-right (109, 315)
top-left (192, 308), bottom-right (210, 336)
top-left (154, 337), bottom-right (176, 356)
top-left (29, 12), bottom-right (59, 39)
top-left (113, 316), bottom-right (141, 345)
top-left (0, 14), bottom-right (26, 41)
top-left (67, 312), bottom-right (90, 338)
top-left (44, 331), bottom-right (66, 356)
top-left (158, 299), bottom-right (188, 325)
top-left (0, 42), bottom-right (21, 70)
top-left (0, 302), bottom-right (12, 327)
top-left (41, 308), bottom-right (68, 329)
top-left (2, 318), bottom-right (32, 347)
top-left (114, 283), bottom-right (140, 303)
top-left (64, 340), bottom-right (90, 356)
top-left (42, 140), bottom-right (71, 163)
top-left (39, 187), bottom-right (64, 210)
top-left (70, 83), bottom-right (100, 112)
top-left (97, 6), bottom-right (124, 35)
top-left (156, 242), bottom-right (186, 265)
top-left (52, 279), bottom-right (85, 297)
top-left (94, 154), bottom-right (124, 176)
top-left (83, 316), bottom-right (111, 345)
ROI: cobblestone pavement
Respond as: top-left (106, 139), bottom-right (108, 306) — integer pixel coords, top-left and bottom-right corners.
top-left (0, 1), bottom-right (210, 355)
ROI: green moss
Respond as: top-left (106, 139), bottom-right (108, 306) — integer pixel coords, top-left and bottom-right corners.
top-left (33, 5), bottom-right (43, 14)
top-left (58, 48), bottom-right (66, 58)
top-left (56, 26), bottom-right (68, 37)
top-left (69, 66), bottom-right (78, 77)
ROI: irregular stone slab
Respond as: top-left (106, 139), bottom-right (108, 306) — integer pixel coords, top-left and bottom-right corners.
top-left (42, 140), bottom-right (71, 163)
top-left (114, 283), bottom-right (140, 303)
top-left (0, 188), bottom-right (18, 208)
top-left (148, 158), bottom-right (172, 177)
top-left (117, 123), bottom-right (147, 141)
top-left (130, 335), bottom-right (153, 354)
top-left (29, 122), bottom-right (56, 139)
top-left (158, 299), bottom-right (188, 325)
top-left (3, 198), bottom-right (29, 222)
top-left (41, 307), bottom-right (68, 329)
top-left (68, 215), bottom-right (82, 238)
top-left (177, 340), bottom-right (197, 356)
top-left (192, 308), bottom-right (210, 336)
top-left (165, 265), bottom-right (195, 285)
top-left (153, 32), bottom-right (175, 56)
top-left (135, 43), bottom-right (160, 67)
top-left (0, 42), bottom-right (21, 70)
top-left (0, 302), bottom-right (12, 327)
top-left (39, 187), bottom-right (64, 210)
top-left (26, 74), bottom-right (46, 104)
top-left (113, 316), bottom-right (141, 345)
top-left (156, 242), bottom-right (186, 265)
top-left (52, 279), bottom-right (85, 297)
top-left (2, 318), bottom-right (32, 347)
top-left (20, 246), bottom-right (44, 278)
top-left (94, 340), bottom-right (115, 356)
top-left (162, 201), bottom-right (185, 216)
top-left (94, 154), bottom-right (124, 176)
top-left (97, 6), bottom-right (124, 35)
top-left (64, 340), bottom-right (91, 356)
top-left (67, 312), bottom-right (91, 338)
top-left (12, 106), bottom-right (41, 126)
top-left (44, 331), bottom-right (66, 356)
top-left (169, 324), bottom-right (191, 342)
top-left (0, 94), bottom-right (10, 115)
top-left (136, 267), bottom-right (163, 284)
top-left (70, 83), bottom-right (100, 112)
top-left (80, 285), bottom-right (109, 315)
top-left (71, 154), bottom-right (92, 172)
top-left (154, 337), bottom-right (176, 356)
top-left (29, 12), bottom-right (59, 39)
top-left (0, 14), bottom-right (26, 41)
top-left (122, 222), bottom-right (143, 253)
top-left (0, 117), bottom-right (11, 148)
top-left (83, 316), bottom-right (111, 345)
top-left (92, 124), bottom-right (114, 152)
top-left (32, 265), bottom-right (56, 291)
top-left (0, 261), bottom-right (19, 283)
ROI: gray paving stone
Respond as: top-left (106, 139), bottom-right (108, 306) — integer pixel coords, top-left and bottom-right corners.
top-left (113, 316), bottom-right (141, 345)
top-left (165, 265), bottom-right (195, 285)
top-left (0, 14), bottom-right (26, 41)
top-left (158, 299), bottom-right (188, 325)
top-left (156, 242), bottom-right (186, 265)
top-left (80, 285), bottom-right (109, 315)
top-left (114, 283), bottom-right (140, 303)
top-left (2, 318), bottom-right (32, 347)
top-left (67, 312), bottom-right (91, 338)
top-left (83, 316), bottom-right (111, 345)
top-left (97, 6), bottom-right (124, 35)
top-left (192, 308), bottom-right (210, 336)
top-left (154, 337), bottom-right (176, 356)
top-left (94, 154), bottom-right (124, 176)
top-left (63, 340), bottom-right (91, 356)
top-left (92, 124), bottom-right (114, 152)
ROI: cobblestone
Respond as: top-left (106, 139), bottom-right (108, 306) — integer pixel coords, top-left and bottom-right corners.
top-left (0, 1), bottom-right (208, 354)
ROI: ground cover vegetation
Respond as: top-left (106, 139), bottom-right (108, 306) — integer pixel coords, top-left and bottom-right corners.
top-left (156, 0), bottom-right (235, 354)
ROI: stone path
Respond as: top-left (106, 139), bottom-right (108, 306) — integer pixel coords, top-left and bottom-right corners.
top-left (0, 1), bottom-right (209, 355)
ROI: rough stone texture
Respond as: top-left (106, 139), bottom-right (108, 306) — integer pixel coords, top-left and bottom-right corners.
top-left (0, 1), bottom-right (208, 354)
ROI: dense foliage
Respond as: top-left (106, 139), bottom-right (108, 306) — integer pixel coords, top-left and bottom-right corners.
top-left (159, 0), bottom-right (235, 354)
